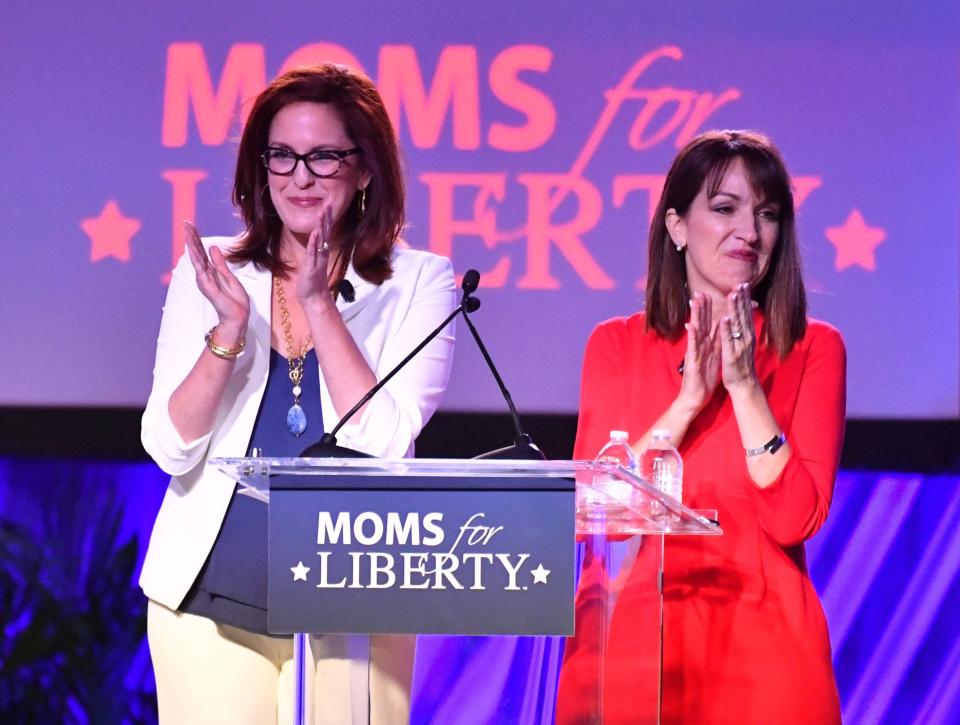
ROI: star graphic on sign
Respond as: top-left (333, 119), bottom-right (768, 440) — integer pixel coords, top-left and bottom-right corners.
top-left (530, 563), bottom-right (550, 584)
top-left (80, 200), bottom-right (141, 262)
top-left (291, 561), bottom-right (310, 582)
top-left (825, 209), bottom-right (886, 272)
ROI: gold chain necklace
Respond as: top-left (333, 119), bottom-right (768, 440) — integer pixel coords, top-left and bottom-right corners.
top-left (274, 275), bottom-right (312, 437)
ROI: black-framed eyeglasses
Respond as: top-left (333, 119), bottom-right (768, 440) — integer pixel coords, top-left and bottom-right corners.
top-left (261, 146), bottom-right (362, 178)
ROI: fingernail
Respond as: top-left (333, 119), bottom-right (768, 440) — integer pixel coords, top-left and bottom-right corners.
top-left (751, 301), bottom-right (759, 309)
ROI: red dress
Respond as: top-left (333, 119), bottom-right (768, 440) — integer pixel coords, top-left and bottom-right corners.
top-left (557, 311), bottom-right (845, 724)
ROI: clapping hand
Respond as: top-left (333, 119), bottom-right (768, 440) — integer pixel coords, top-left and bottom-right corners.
top-left (720, 282), bottom-right (759, 391)
top-left (183, 220), bottom-right (249, 334)
top-left (678, 292), bottom-right (722, 412)
top-left (295, 203), bottom-right (335, 308)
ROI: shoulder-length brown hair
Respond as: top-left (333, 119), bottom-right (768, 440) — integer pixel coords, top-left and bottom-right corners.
top-left (229, 63), bottom-right (404, 286)
top-left (646, 130), bottom-right (806, 357)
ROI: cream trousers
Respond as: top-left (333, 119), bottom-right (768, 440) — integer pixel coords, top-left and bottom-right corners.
top-left (147, 600), bottom-right (415, 724)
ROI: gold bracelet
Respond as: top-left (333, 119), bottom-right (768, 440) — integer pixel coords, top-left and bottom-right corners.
top-left (205, 326), bottom-right (246, 359)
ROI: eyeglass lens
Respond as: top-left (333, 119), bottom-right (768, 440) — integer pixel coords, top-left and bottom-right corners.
top-left (263, 149), bottom-right (343, 177)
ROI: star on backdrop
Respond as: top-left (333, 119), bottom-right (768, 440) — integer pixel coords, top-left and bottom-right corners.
top-left (80, 200), bottom-right (141, 263)
top-left (825, 209), bottom-right (886, 272)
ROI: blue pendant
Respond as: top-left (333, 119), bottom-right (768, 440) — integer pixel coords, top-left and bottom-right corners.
top-left (286, 403), bottom-right (307, 437)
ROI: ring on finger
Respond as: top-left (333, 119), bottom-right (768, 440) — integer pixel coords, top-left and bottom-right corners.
top-left (730, 328), bottom-right (743, 340)
top-left (320, 241), bottom-right (330, 254)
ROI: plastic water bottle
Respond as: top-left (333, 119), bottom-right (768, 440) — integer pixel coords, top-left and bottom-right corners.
top-left (595, 430), bottom-right (640, 473)
top-left (588, 430), bottom-right (640, 508)
top-left (640, 429), bottom-right (683, 505)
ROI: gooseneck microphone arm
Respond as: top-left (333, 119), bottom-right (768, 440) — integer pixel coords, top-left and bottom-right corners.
top-left (306, 304), bottom-right (462, 453)
top-left (457, 271), bottom-right (544, 460)
top-left (459, 309), bottom-right (524, 440)
top-left (300, 268), bottom-right (543, 460)
top-left (301, 273), bottom-right (475, 457)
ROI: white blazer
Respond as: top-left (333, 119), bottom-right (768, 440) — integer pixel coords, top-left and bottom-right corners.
top-left (139, 237), bottom-right (456, 609)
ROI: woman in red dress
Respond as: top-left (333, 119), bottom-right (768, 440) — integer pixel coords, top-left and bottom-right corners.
top-left (558, 130), bottom-right (845, 723)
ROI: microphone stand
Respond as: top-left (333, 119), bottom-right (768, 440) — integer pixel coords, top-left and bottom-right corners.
top-left (299, 267), bottom-right (544, 461)
top-left (299, 301), bottom-right (463, 458)
top-left (461, 304), bottom-right (545, 461)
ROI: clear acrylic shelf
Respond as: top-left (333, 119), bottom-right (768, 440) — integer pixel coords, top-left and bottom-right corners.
top-left (211, 457), bottom-right (722, 537)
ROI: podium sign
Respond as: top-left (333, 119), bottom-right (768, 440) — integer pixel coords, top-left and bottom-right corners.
top-left (213, 456), bottom-right (722, 724)
top-left (267, 473), bottom-right (575, 635)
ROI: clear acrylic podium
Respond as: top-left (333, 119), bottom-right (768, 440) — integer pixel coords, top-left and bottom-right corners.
top-left (212, 456), bottom-right (722, 724)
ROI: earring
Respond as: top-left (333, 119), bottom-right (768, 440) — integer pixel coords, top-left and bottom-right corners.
top-left (675, 241), bottom-right (685, 252)
top-left (358, 187), bottom-right (367, 218)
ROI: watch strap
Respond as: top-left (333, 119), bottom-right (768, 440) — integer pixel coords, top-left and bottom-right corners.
top-left (745, 432), bottom-right (786, 457)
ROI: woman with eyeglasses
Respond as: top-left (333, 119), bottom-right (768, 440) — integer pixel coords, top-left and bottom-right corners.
top-left (140, 64), bottom-right (456, 723)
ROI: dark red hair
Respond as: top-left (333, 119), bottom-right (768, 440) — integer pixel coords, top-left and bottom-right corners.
top-left (646, 130), bottom-right (806, 357)
top-left (229, 63), bottom-right (404, 286)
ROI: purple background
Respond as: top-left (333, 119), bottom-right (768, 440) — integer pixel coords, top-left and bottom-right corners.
top-left (1, 1), bottom-right (957, 418)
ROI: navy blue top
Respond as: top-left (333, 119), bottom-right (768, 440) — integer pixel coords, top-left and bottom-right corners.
top-left (179, 347), bottom-right (323, 635)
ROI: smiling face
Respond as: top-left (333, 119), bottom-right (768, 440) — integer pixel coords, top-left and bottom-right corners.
top-left (265, 101), bottom-right (370, 247)
top-left (666, 157), bottom-right (780, 304)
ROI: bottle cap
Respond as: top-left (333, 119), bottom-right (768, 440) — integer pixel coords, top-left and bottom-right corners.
top-left (651, 428), bottom-right (671, 439)
top-left (609, 430), bottom-right (629, 441)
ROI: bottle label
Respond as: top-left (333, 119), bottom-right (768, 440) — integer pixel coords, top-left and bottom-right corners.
top-left (651, 457), bottom-right (668, 484)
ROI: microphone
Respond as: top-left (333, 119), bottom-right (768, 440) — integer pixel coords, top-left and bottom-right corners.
top-left (298, 278), bottom-right (465, 458)
top-left (461, 268), bottom-right (480, 296)
top-left (337, 279), bottom-right (355, 302)
top-left (458, 271), bottom-right (545, 461)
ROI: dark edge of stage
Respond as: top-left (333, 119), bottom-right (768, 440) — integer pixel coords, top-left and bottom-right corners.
top-left (0, 407), bottom-right (957, 473)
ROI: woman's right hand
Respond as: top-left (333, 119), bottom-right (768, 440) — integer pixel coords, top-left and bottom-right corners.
top-left (677, 292), bottom-right (721, 412)
top-left (183, 221), bottom-right (250, 336)
top-left (162, 223), bottom-right (251, 448)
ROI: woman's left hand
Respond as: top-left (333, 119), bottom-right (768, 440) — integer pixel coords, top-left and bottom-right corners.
top-left (295, 203), bottom-right (335, 308)
top-left (720, 282), bottom-right (760, 391)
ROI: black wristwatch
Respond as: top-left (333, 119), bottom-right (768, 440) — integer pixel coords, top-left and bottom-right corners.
top-left (744, 432), bottom-right (787, 457)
